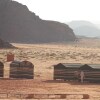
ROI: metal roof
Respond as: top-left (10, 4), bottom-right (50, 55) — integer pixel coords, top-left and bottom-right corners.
top-left (55, 63), bottom-right (100, 69)
top-left (87, 64), bottom-right (100, 69)
top-left (62, 63), bottom-right (82, 68)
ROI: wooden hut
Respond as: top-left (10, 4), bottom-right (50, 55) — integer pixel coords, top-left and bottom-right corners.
top-left (54, 63), bottom-right (82, 80)
top-left (0, 61), bottom-right (4, 78)
top-left (10, 60), bottom-right (34, 79)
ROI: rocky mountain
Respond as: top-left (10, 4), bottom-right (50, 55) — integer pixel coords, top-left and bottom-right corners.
top-left (68, 21), bottom-right (100, 37)
top-left (74, 25), bottom-right (100, 37)
top-left (0, 38), bottom-right (14, 48)
top-left (68, 21), bottom-right (95, 29)
top-left (0, 0), bottom-right (76, 43)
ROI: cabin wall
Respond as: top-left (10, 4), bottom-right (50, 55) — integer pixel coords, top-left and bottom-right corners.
top-left (0, 62), bottom-right (4, 77)
top-left (10, 62), bottom-right (34, 79)
top-left (54, 66), bottom-right (79, 80)
top-left (54, 64), bottom-right (100, 82)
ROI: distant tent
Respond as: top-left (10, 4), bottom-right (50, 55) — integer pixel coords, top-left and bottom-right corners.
top-left (53, 63), bottom-right (100, 82)
top-left (0, 61), bottom-right (4, 77)
top-left (82, 64), bottom-right (100, 82)
top-left (20, 61), bottom-right (34, 79)
top-left (10, 60), bottom-right (34, 79)
top-left (53, 63), bottom-right (82, 80)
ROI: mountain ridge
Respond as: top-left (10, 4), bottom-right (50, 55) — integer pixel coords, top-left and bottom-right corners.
top-left (67, 20), bottom-right (100, 37)
top-left (0, 0), bottom-right (76, 43)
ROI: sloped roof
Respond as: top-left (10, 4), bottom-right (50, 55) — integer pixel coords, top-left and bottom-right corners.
top-left (79, 64), bottom-right (93, 70)
top-left (62, 63), bottom-right (82, 68)
top-left (10, 60), bottom-right (34, 67)
top-left (54, 63), bottom-right (100, 70)
top-left (54, 63), bottom-right (83, 69)
top-left (20, 60), bottom-right (34, 67)
top-left (87, 64), bottom-right (100, 69)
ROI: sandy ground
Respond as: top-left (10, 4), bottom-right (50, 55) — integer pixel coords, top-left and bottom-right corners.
top-left (0, 41), bottom-right (100, 99)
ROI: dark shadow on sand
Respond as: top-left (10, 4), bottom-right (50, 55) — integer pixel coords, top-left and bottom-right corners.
top-left (43, 80), bottom-right (100, 85)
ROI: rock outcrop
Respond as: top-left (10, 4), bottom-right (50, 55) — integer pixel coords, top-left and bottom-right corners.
top-left (0, 0), bottom-right (76, 43)
top-left (0, 38), bottom-right (14, 48)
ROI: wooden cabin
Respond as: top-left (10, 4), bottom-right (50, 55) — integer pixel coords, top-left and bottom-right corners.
top-left (0, 61), bottom-right (4, 78)
top-left (54, 63), bottom-right (83, 80)
top-left (10, 60), bottom-right (34, 79)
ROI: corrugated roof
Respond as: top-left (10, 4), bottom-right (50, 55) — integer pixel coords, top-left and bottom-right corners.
top-left (88, 64), bottom-right (100, 69)
top-left (61, 63), bottom-right (83, 68)
top-left (54, 63), bottom-right (100, 69)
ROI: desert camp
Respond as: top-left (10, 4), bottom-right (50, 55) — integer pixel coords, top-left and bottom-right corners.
top-left (0, 43), bottom-right (100, 99)
top-left (0, 0), bottom-right (100, 99)
top-left (0, 60), bottom-right (100, 82)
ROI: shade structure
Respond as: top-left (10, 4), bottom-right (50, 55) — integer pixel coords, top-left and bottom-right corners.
top-left (54, 63), bottom-right (82, 80)
top-left (53, 63), bottom-right (100, 82)
top-left (10, 60), bottom-right (34, 79)
top-left (81, 64), bottom-right (100, 82)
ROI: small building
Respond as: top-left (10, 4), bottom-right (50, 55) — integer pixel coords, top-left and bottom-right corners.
top-left (54, 63), bottom-right (83, 80)
top-left (0, 61), bottom-right (4, 78)
top-left (19, 61), bottom-right (34, 79)
top-left (54, 63), bottom-right (100, 82)
top-left (82, 64), bottom-right (100, 82)
top-left (10, 60), bottom-right (34, 79)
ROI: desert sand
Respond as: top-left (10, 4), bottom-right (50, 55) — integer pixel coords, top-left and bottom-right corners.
top-left (0, 40), bottom-right (100, 99)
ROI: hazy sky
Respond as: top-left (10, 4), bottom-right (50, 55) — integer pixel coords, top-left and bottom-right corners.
top-left (14, 0), bottom-right (100, 23)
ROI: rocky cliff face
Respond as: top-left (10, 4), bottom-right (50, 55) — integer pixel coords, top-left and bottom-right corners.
top-left (0, 0), bottom-right (76, 43)
top-left (0, 38), bottom-right (14, 48)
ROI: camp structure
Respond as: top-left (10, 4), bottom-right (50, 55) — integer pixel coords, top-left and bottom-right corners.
top-left (53, 63), bottom-right (83, 80)
top-left (82, 64), bottom-right (100, 82)
top-left (10, 60), bottom-right (34, 79)
top-left (54, 63), bottom-right (100, 82)
top-left (10, 60), bottom-right (21, 78)
top-left (53, 63), bottom-right (93, 81)
top-left (0, 61), bottom-right (4, 78)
